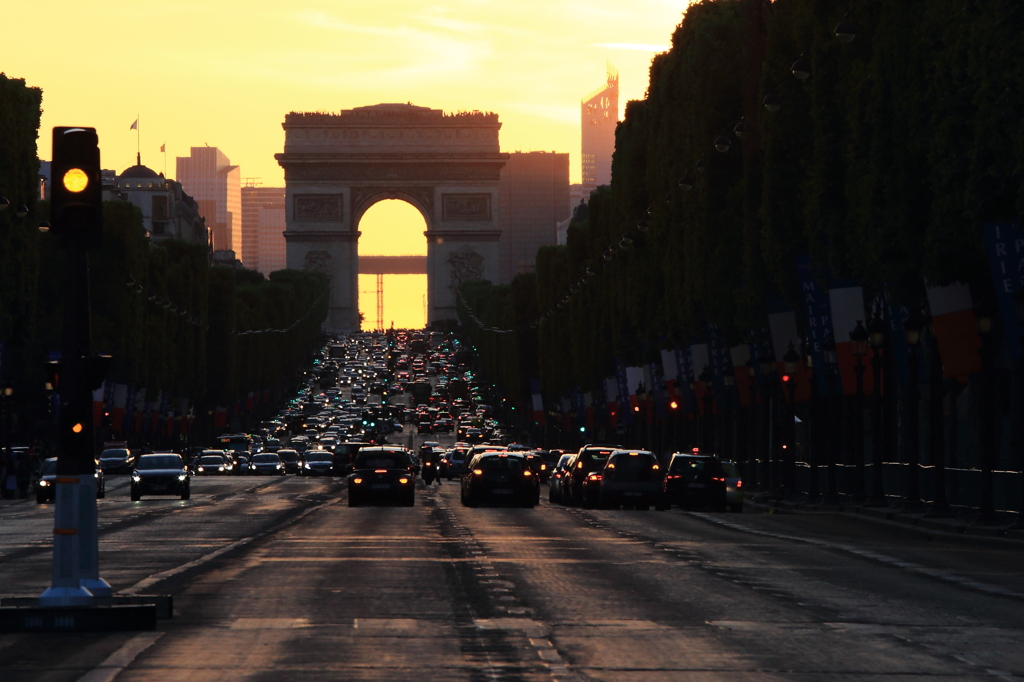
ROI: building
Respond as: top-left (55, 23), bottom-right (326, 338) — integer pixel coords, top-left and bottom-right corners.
top-left (176, 147), bottom-right (240, 252)
top-left (101, 159), bottom-right (208, 246)
top-left (581, 63), bottom-right (619, 194)
top-left (240, 184), bottom-right (286, 275)
top-left (497, 151), bottom-right (570, 282)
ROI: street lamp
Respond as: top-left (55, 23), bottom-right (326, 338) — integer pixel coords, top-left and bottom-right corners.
top-left (746, 357), bottom-right (759, 491)
top-left (763, 93), bottom-right (782, 112)
top-left (803, 342), bottom-right (819, 500)
top-left (822, 331), bottom-right (840, 504)
top-left (850, 320), bottom-right (868, 501)
top-left (866, 308), bottom-right (887, 507)
top-left (977, 308), bottom-right (996, 521)
top-left (758, 350), bottom-right (778, 493)
top-left (714, 136), bottom-right (731, 153)
top-left (903, 307), bottom-right (924, 509)
top-left (782, 342), bottom-right (801, 494)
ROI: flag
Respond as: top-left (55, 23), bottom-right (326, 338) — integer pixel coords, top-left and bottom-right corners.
top-left (160, 143), bottom-right (165, 153)
top-left (925, 281), bottom-right (982, 382)
top-left (130, 118), bottom-right (138, 130)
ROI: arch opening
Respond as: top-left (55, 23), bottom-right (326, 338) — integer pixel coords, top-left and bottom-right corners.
top-left (357, 199), bottom-right (428, 331)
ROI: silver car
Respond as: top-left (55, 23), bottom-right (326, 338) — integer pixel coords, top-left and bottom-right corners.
top-left (721, 460), bottom-right (744, 512)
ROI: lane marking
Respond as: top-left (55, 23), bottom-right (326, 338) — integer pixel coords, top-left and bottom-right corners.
top-left (75, 632), bottom-right (163, 682)
top-left (123, 497), bottom-right (337, 595)
top-left (692, 513), bottom-right (1024, 601)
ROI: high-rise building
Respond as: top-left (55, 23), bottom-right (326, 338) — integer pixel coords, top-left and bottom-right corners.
top-left (175, 147), bottom-right (240, 252)
top-left (240, 184), bottom-right (286, 275)
top-left (581, 63), bottom-right (619, 194)
top-left (498, 151), bottom-right (570, 282)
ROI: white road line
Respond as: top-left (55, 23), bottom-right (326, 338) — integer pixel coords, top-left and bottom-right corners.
top-left (75, 632), bottom-right (163, 682)
top-left (693, 513), bottom-right (1024, 601)
top-left (123, 497), bottom-right (337, 595)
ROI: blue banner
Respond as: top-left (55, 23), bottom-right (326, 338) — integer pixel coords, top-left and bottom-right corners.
top-left (796, 255), bottom-right (834, 395)
top-left (706, 323), bottom-right (734, 410)
top-left (674, 347), bottom-right (694, 412)
top-left (984, 221), bottom-right (1024, 360)
top-left (883, 293), bottom-right (928, 385)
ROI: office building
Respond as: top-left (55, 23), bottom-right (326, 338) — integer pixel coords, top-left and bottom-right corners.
top-left (581, 63), bottom-right (619, 193)
top-left (498, 151), bottom-right (570, 282)
top-left (240, 185), bottom-right (286, 275)
top-left (176, 147), bottom-right (240, 252)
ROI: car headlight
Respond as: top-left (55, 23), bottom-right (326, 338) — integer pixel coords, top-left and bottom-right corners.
top-left (178, 474), bottom-right (187, 481)
top-left (197, 466), bottom-right (204, 472)
top-left (132, 473), bottom-right (141, 481)
top-left (38, 480), bottom-right (50, 487)
top-left (277, 464), bottom-right (283, 469)
top-left (304, 463), bottom-right (311, 469)
top-left (218, 466), bottom-right (224, 471)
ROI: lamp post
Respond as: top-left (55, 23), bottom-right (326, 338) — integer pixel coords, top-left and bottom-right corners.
top-left (803, 342), bottom-right (819, 500)
top-left (866, 308), bottom-right (888, 507)
top-left (850, 320), bottom-right (869, 501)
top-left (783, 342), bottom-right (800, 494)
top-left (823, 331), bottom-right (840, 504)
top-left (635, 381), bottom-right (647, 449)
top-left (925, 315), bottom-right (951, 518)
top-left (1012, 285), bottom-right (1024, 528)
top-left (759, 350), bottom-right (778, 493)
top-left (976, 310), bottom-right (996, 522)
top-left (723, 372), bottom-right (735, 462)
top-left (746, 358), bottom-right (758, 491)
top-left (1, 386), bottom-right (12, 493)
top-left (903, 308), bottom-right (924, 510)
top-left (699, 365), bottom-right (714, 453)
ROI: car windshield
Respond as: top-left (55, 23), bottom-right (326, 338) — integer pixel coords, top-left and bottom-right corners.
top-left (100, 450), bottom-right (128, 460)
top-left (253, 454), bottom-right (279, 463)
top-left (278, 451), bottom-right (298, 462)
top-left (40, 459), bottom-right (57, 475)
top-left (608, 453), bottom-right (659, 479)
top-left (584, 449), bottom-right (614, 463)
top-left (137, 456), bottom-right (182, 470)
top-left (480, 456), bottom-right (523, 472)
top-left (199, 456), bottom-right (224, 465)
top-left (670, 457), bottom-right (717, 474)
top-left (355, 454), bottom-right (406, 469)
top-left (306, 451), bottom-right (332, 462)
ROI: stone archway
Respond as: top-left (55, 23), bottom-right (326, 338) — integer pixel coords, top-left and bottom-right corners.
top-left (275, 103), bottom-right (508, 334)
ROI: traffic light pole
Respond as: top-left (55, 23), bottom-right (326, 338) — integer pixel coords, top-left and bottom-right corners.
top-left (39, 127), bottom-right (110, 606)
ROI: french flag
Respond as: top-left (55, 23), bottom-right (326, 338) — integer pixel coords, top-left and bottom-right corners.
top-left (925, 282), bottom-right (982, 382)
top-left (829, 286), bottom-right (875, 396)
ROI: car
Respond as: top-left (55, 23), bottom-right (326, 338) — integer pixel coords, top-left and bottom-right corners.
top-left (194, 452), bottom-right (230, 475)
top-left (583, 450), bottom-right (667, 510)
top-left (97, 447), bottom-right (134, 474)
top-left (302, 449), bottom-right (335, 476)
top-left (277, 449), bottom-right (301, 474)
top-left (251, 452), bottom-right (286, 475)
top-left (721, 460), bottom-right (744, 512)
top-left (417, 421), bottom-right (434, 435)
top-left (348, 446), bottom-right (416, 507)
top-left (563, 445), bottom-right (619, 506)
top-left (36, 458), bottom-right (106, 503)
top-left (548, 453), bottom-right (574, 503)
top-left (663, 453), bottom-right (728, 511)
top-left (439, 447), bottom-right (468, 480)
top-left (130, 453), bottom-right (190, 501)
top-left (237, 454), bottom-right (252, 475)
top-left (461, 452), bottom-right (536, 508)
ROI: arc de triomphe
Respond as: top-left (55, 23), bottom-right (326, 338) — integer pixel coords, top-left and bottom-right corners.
top-left (275, 103), bottom-right (508, 334)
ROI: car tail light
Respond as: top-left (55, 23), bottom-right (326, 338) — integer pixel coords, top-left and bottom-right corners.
top-left (577, 462), bottom-right (583, 469)
top-left (667, 474), bottom-right (681, 480)
top-left (736, 480), bottom-right (743, 488)
top-left (473, 469), bottom-right (483, 476)
top-left (652, 464), bottom-right (660, 470)
top-left (712, 476), bottom-right (725, 482)
top-left (353, 478), bottom-right (363, 484)
top-left (523, 470), bottom-right (532, 476)
top-left (607, 463), bottom-right (615, 469)
top-left (588, 473), bottom-right (602, 481)
top-left (399, 477), bottom-right (409, 484)
top-left (375, 469), bottom-right (387, 473)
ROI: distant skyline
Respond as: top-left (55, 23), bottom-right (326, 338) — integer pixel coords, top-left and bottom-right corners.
top-left (4, 1), bottom-right (688, 185)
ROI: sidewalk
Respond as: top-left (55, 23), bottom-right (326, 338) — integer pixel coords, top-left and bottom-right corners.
top-left (747, 493), bottom-right (1024, 543)
top-left (0, 496), bottom-right (32, 510)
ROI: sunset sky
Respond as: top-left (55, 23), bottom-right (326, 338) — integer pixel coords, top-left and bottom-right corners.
top-left (5, 0), bottom-right (690, 327)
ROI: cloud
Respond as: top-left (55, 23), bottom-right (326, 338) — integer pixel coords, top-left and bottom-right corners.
top-left (593, 42), bottom-right (669, 52)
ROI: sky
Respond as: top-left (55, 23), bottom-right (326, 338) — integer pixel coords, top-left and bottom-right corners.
top-left (4, 0), bottom-right (691, 327)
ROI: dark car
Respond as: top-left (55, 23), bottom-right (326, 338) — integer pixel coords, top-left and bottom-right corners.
top-left (564, 445), bottom-right (618, 506)
top-left (333, 442), bottom-right (372, 476)
top-left (302, 449), bottom-right (335, 476)
top-left (417, 421), bottom-right (434, 435)
top-left (347, 447), bottom-right (415, 507)
top-left (548, 453), bottom-right (573, 503)
top-left (130, 453), bottom-right (190, 501)
top-left (97, 448), bottom-right (134, 474)
top-left (195, 452), bottom-right (230, 475)
top-left (461, 452), bottom-right (536, 508)
top-left (36, 458), bottom-right (106, 503)
top-left (251, 452), bottom-right (285, 475)
top-left (277, 449), bottom-right (301, 474)
top-left (664, 453), bottom-right (728, 511)
top-left (584, 450), bottom-right (667, 510)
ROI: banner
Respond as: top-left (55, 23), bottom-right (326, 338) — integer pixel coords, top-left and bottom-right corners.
top-left (529, 379), bottom-right (545, 426)
top-left (984, 221), bottom-right (1024, 359)
top-left (730, 345), bottom-right (752, 407)
top-left (615, 361), bottom-right (633, 426)
top-left (706, 323), bottom-right (733, 410)
top-left (92, 386), bottom-right (105, 427)
top-left (925, 281), bottom-right (982, 381)
top-left (797, 255), bottom-right (834, 395)
top-left (675, 346), bottom-right (695, 413)
top-left (112, 384), bottom-right (128, 431)
top-left (689, 343), bottom-right (710, 415)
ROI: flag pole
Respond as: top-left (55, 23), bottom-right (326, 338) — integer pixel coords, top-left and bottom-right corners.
top-left (137, 114), bottom-right (141, 166)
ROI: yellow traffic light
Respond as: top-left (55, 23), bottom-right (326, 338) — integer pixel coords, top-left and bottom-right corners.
top-left (62, 168), bottom-right (89, 193)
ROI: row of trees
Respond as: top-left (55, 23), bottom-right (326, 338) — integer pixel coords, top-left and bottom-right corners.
top-left (0, 73), bottom-right (328, 445)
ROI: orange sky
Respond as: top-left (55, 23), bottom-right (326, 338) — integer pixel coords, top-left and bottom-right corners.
top-left (4, 0), bottom-right (691, 327)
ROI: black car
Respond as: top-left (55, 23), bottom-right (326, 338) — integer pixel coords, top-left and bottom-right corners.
top-left (461, 452), bottom-right (536, 508)
top-left (251, 452), bottom-right (286, 475)
top-left (564, 445), bottom-right (618, 506)
top-left (130, 453), bottom-right (190, 501)
top-left (277, 449), bottom-right (301, 474)
top-left (348, 447), bottom-right (415, 507)
top-left (194, 452), bottom-right (230, 475)
top-left (664, 453), bottom-right (727, 511)
top-left (36, 458), bottom-right (106, 503)
top-left (301, 449), bottom-right (334, 476)
top-left (97, 448), bottom-right (134, 474)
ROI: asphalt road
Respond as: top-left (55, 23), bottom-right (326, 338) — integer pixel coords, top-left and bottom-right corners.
top-left (2, 437), bottom-right (1024, 680)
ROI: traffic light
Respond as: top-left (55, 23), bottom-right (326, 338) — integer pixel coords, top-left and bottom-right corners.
top-left (50, 126), bottom-right (102, 248)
